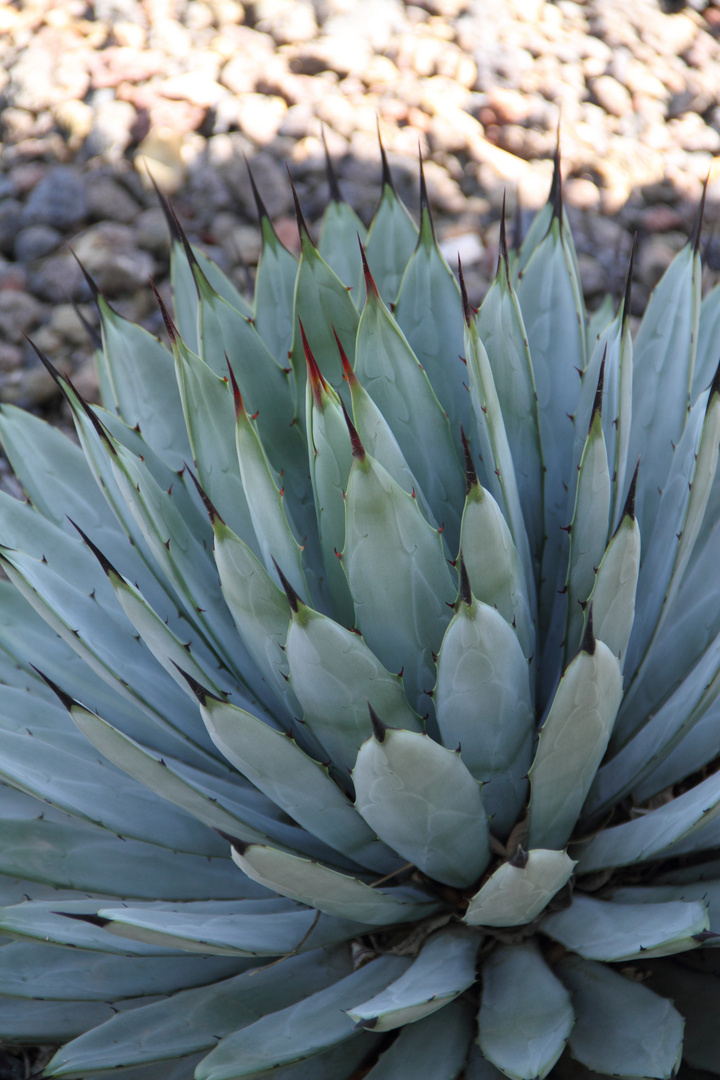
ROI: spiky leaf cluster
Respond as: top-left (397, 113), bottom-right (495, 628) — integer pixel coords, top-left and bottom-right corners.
top-left (1, 149), bottom-right (720, 1080)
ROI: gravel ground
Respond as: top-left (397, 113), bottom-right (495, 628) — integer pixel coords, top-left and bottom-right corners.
top-left (2, 0), bottom-right (720, 1069)
top-left (2, 0), bottom-right (720, 424)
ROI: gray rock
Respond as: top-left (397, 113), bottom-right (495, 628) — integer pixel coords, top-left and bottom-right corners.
top-left (0, 343), bottom-right (23, 372)
top-left (0, 289), bottom-right (45, 344)
top-left (49, 304), bottom-right (97, 347)
top-left (577, 253), bottom-right (608, 298)
top-left (278, 102), bottom-right (315, 139)
top-left (71, 222), bottom-right (155, 297)
top-left (20, 167), bottom-right (87, 231)
top-left (135, 207), bottom-right (171, 256)
top-left (27, 253), bottom-right (87, 304)
top-left (0, 199), bottom-right (22, 256)
top-left (1, 360), bottom-right (60, 409)
top-left (84, 99), bottom-right (137, 161)
top-left (0, 176), bottom-right (16, 200)
top-left (14, 225), bottom-right (63, 264)
top-left (0, 259), bottom-right (28, 293)
top-left (704, 235), bottom-right (720, 272)
top-left (84, 175), bottom-right (140, 224)
top-left (637, 232), bottom-right (687, 287)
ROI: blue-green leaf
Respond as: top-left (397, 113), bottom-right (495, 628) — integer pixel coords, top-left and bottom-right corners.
top-left (476, 246), bottom-right (543, 561)
top-left (575, 769), bottom-right (720, 874)
top-left (459, 473), bottom-right (535, 662)
top-left (229, 843), bottom-right (439, 925)
top-left (362, 177), bottom-right (418, 305)
top-left (394, 208), bottom-right (471, 449)
top-left (342, 450), bottom-right (456, 718)
top-left (362, 999), bottom-right (475, 1080)
top-left (558, 955), bottom-right (684, 1079)
top-left (286, 602), bottom-right (421, 775)
top-left (347, 926), bottom-right (480, 1030)
top-left (254, 215), bottom-right (298, 366)
top-left (464, 849), bottom-right (575, 927)
top-left (627, 241), bottom-right (701, 546)
top-left (194, 955), bottom-right (408, 1080)
top-left (434, 583), bottom-right (533, 839)
top-left (196, 688), bottom-right (401, 873)
top-left (478, 941), bottom-right (573, 1080)
top-left (44, 949), bottom-right (352, 1075)
top-left (352, 725), bottom-right (491, 887)
top-left (355, 269), bottom-right (464, 551)
top-left (527, 634), bottom-right (622, 851)
top-left (319, 197), bottom-right (367, 296)
top-left (542, 892), bottom-right (708, 961)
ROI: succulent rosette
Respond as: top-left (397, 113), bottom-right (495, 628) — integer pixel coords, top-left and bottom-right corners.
top-left (0, 148), bottom-right (720, 1080)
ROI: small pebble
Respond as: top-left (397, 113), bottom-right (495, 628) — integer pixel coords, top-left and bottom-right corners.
top-left (20, 166), bottom-right (87, 230)
top-left (14, 224), bottom-right (63, 264)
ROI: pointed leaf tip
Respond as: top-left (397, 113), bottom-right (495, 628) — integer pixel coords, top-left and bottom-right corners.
top-left (225, 356), bottom-right (245, 419)
top-left (244, 154), bottom-right (270, 224)
top-left (66, 374), bottom-right (117, 452)
top-left (512, 187), bottom-right (524, 253)
top-left (460, 427), bottom-right (478, 494)
top-left (621, 234), bottom-right (636, 325)
top-left (68, 518), bottom-right (121, 579)
top-left (581, 605), bottom-right (596, 656)
top-left (591, 346), bottom-right (606, 424)
top-left (377, 121), bottom-right (395, 193)
top-left (170, 662), bottom-right (219, 706)
top-left (271, 556), bottom-right (301, 615)
top-left (300, 319), bottom-right (327, 408)
top-left (622, 460), bottom-right (639, 523)
top-left (68, 246), bottom-right (101, 304)
top-left (418, 149), bottom-right (435, 240)
top-left (359, 238), bottom-right (379, 299)
top-left (150, 279), bottom-right (177, 344)
top-left (185, 465), bottom-right (223, 525)
top-left (509, 845), bottom-right (529, 869)
top-left (322, 127), bottom-right (343, 204)
top-left (72, 301), bottom-right (102, 351)
top-left (458, 551), bottom-right (472, 607)
top-left (164, 202), bottom-right (201, 284)
top-left (549, 141), bottom-right (563, 224)
top-left (498, 191), bottom-right (510, 277)
top-left (29, 344), bottom-right (115, 453)
top-left (333, 326), bottom-right (356, 384)
top-left (368, 703), bottom-right (387, 743)
top-left (218, 831), bottom-right (250, 856)
top-left (693, 929), bottom-right (720, 944)
top-left (147, 169), bottom-right (184, 246)
top-left (458, 258), bottom-right (473, 327)
top-left (59, 911), bottom-right (110, 928)
top-left (691, 172), bottom-right (709, 255)
top-left (288, 169), bottom-right (313, 245)
top-left (21, 331), bottom-right (64, 390)
top-left (341, 398), bottom-right (365, 460)
top-left (30, 666), bottom-right (76, 712)
top-left (354, 1016), bottom-right (379, 1031)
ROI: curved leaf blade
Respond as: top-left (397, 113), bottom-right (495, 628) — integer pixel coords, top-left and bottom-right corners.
top-left (478, 941), bottom-right (573, 1080)
top-left (352, 726), bottom-right (491, 887)
top-left (347, 926), bottom-right (480, 1031)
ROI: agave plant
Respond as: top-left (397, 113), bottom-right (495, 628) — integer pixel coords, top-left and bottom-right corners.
top-left (1, 145), bottom-right (720, 1080)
